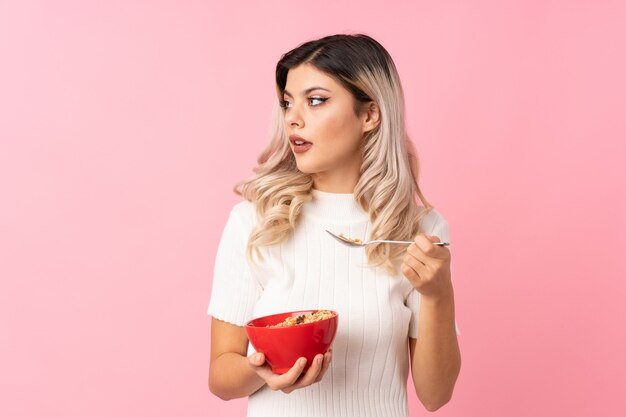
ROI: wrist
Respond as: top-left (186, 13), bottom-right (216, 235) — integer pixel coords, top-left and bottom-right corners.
top-left (420, 285), bottom-right (455, 308)
top-left (418, 287), bottom-right (457, 333)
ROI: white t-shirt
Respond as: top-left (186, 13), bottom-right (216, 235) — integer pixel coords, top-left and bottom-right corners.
top-left (208, 189), bottom-right (451, 417)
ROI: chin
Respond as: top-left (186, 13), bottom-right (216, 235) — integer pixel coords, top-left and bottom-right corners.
top-left (296, 166), bottom-right (318, 175)
top-left (294, 160), bottom-right (321, 175)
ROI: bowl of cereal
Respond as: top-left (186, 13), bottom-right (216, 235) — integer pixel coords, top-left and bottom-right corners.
top-left (244, 309), bottom-right (338, 374)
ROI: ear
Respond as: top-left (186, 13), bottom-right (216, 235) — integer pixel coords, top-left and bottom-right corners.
top-left (362, 101), bottom-right (381, 133)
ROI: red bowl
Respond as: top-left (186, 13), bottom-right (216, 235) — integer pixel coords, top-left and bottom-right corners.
top-left (245, 310), bottom-right (338, 374)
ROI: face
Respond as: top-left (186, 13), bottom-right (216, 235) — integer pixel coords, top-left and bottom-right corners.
top-left (281, 64), bottom-right (379, 192)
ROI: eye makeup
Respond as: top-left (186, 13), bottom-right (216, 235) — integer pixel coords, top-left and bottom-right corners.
top-left (279, 97), bottom-right (329, 109)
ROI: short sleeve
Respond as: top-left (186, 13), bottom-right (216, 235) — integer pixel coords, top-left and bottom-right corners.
top-left (207, 203), bottom-right (261, 326)
top-left (407, 210), bottom-right (459, 338)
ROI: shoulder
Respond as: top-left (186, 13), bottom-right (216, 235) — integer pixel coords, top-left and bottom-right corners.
top-left (230, 199), bottom-right (255, 218)
top-left (226, 200), bottom-right (257, 232)
top-left (419, 207), bottom-right (447, 230)
top-left (418, 207), bottom-right (450, 241)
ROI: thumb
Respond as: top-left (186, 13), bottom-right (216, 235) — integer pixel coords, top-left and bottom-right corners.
top-left (249, 352), bottom-right (265, 367)
top-left (425, 235), bottom-right (441, 243)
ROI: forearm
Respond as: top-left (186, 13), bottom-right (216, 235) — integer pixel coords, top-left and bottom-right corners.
top-left (411, 288), bottom-right (461, 411)
top-left (209, 351), bottom-right (266, 400)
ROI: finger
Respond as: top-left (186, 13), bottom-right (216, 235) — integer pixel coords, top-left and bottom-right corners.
top-left (283, 354), bottom-right (324, 393)
top-left (406, 243), bottom-right (429, 267)
top-left (425, 235), bottom-right (441, 243)
top-left (248, 353), bottom-right (279, 381)
top-left (314, 349), bottom-right (333, 383)
top-left (248, 352), bottom-right (265, 367)
top-left (268, 357), bottom-right (307, 390)
top-left (404, 252), bottom-right (428, 273)
top-left (402, 253), bottom-right (429, 281)
top-left (414, 234), bottom-right (438, 255)
top-left (413, 235), bottom-right (449, 262)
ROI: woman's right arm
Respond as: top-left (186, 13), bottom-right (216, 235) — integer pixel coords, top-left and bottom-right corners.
top-left (208, 317), bottom-right (265, 400)
top-left (209, 317), bottom-right (333, 400)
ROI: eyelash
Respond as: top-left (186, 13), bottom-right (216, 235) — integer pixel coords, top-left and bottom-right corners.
top-left (279, 97), bottom-right (328, 109)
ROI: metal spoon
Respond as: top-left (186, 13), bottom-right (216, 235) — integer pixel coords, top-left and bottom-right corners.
top-left (325, 230), bottom-right (450, 247)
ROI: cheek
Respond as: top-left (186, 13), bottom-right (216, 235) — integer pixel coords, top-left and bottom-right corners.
top-left (318, 111), bottom-right (360, 141)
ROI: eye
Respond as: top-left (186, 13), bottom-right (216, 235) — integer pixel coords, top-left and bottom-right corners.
top-left (309, 97), bottom-right (328, 106)
top-left (279, 99), bottom-right (292, 109)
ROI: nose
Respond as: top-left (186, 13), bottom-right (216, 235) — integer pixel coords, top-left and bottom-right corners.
top-left (284, 104), bottom-right (304, 128)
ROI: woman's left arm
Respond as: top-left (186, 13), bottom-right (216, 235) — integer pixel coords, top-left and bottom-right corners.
top-left (402, 234), bottom-right (461, 412)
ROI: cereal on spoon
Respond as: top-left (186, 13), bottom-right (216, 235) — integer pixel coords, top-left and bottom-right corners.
top-left (338, 233), bottom-right (362, 244)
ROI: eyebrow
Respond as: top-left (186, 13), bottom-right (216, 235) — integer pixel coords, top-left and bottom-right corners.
top-left (283, 86), bottom-right (331, 97)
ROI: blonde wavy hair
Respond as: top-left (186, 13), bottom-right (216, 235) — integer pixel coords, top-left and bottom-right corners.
top-left (235, 34), bottom-right (433, 274)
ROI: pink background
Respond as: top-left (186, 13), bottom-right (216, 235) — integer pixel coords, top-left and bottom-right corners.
top-left (1, 1), bottom-right (625, 416)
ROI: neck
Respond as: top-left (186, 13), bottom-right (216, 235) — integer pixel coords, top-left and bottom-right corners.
top-left (312, 166), bottom-right (360, 193)
top-left (303, 188), bottom-right (369, 222)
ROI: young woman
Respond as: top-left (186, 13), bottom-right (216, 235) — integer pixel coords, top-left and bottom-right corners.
top-left (208, 33), bottom-right (461, 416)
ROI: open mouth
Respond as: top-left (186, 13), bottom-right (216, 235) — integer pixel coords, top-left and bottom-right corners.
top-left (289, 135), bottom-right (313, 153)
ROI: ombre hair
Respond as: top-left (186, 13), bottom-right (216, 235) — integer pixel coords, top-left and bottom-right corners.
top-left (236, 33), bottom-right (433, 274)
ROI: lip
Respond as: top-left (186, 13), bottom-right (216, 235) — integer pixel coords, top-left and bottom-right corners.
top-left (289, 134), bottom-right (312, 145)
top-left (289, 134), bottom-right (313, 154)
